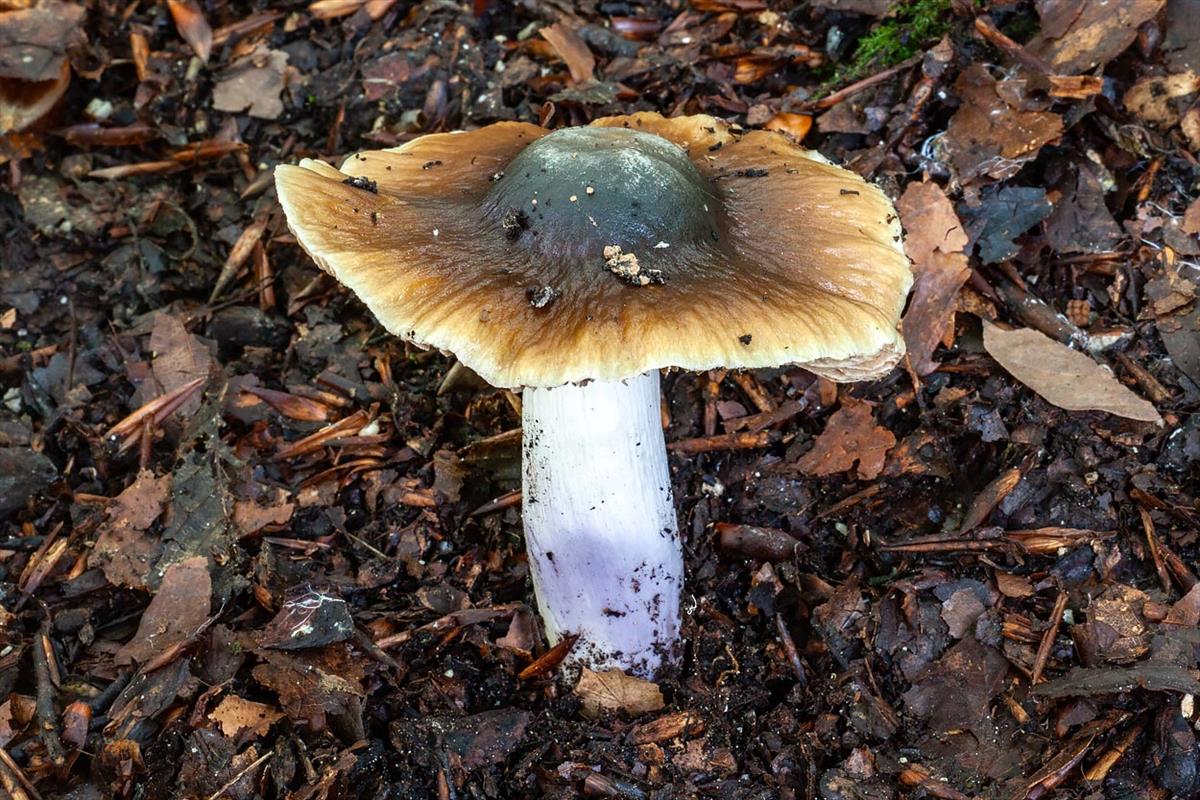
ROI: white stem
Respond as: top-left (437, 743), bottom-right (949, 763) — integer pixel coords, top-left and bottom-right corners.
top-left (521, 370), bottom-right (683, 679)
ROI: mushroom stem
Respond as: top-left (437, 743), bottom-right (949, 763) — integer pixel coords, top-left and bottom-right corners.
top-left (522, 370), bottom-right (683, 679)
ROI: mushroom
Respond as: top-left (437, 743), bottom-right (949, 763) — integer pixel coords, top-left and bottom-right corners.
top-left (0, 1), bottom-right (83, 135)
top-left (275, 112), bottom-right (912, 678)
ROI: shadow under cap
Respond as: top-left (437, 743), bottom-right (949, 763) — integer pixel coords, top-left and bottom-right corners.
top-left (274, 112), bottom-right (913, 389)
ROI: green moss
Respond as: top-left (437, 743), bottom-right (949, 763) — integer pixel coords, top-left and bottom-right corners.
top-left (820, 0), bottom-right (954, 93)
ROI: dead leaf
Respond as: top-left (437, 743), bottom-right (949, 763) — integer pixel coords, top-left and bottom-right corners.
top-left (150, 313), bottom-right (212, 418)
top-left (90, 470), bottom-right (170, 590)
top-left (429, 708), bottom-right (531, 769)
top-left (897, 181), bottom-right (973, 375)
top-left (0, 695), bottom-right (35, 748)
top-left (166, 0), bottom-right (211, 62)
top-left (1043, 159), bottom-right (1123, 254)
top-left (1160, 306), bottom-right (1200, 386)
top-left (233, 489), bottom-right (294, 537)
top-left (1164, 584), bottom-right (1200, 627)
top-left (256, 586), bottom-right (354, 650)
top-left (212, 46), bottom-right (290, 119)
top-left (982, 322), bottom-right (1163, 424)
top-left (209, 695), bottom-right (283, 739)
top-left (795, 397), bottom-right (896, 480)
top-left (575, 668), bottom-right (665, 719)
top-left (252, 648), bottom-right (364, 736)
top-left (1123, 72), bottom-right (1200, 128)
top-left (763, 112), bottom-right (812, 141)
top-left (996, 572), bottom-right (1035, 598)
top-left (1079, 584), bottom-right (1150, 664)
top-left (1029, 0), bottom-right (1165, 74)
top-left (1184, 198), bottom-right (1200, 236)
top-left (940, 588), bottom-right (988, 639)
top-left (115, 556), bottom-right (211, 665)
top-left (943, 64), bottom-right (1063, 182)
top-left (1183, 100), bottom-right (1200, 152)
top-left (539, 23), bottom-right (595, 84)
top-left (903, 637), bottom-right (1008, 735)
top-left (897, 181), bottom-right (969, 263)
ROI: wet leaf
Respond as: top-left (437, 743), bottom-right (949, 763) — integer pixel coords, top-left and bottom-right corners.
top-left (982, 322), bottom-right (1163, 424)
top-left (154, 450), bottom-right (238, 599)
top-left (257, 586), bottom-right (354, 650)
top-left (942, 64), bottom-right (1063, 182)
top-left (90, 470), bottom-right (170, 589)
top-left (961, 185), bottom-right (1054, 264)
top-left (115, 556), bottom-right (211, 665)
top-left (903, 637), bottom-right (1008, 735)
top-left (150, 313), bottom-right (212, 419)
top-left (430, 708), bottom-right (531, 769)
top-left (1029, 0), bottom-right (1165, 73)
top-left (252, 649), bottom-right (364, 736)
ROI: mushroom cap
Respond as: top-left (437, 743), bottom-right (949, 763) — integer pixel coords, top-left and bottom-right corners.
top-left (275, 112), bottom-right (912, 389)
top-left (0, 2), bottom-right (81, 134)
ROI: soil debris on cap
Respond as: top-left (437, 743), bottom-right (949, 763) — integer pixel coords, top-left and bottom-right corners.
top-left (527, 285), bottom-right (560, 308)
top-left (501, 208), bottom-right (528, 240)
top-left (603, 245), bottom-right (665, 287)
top-left (342, 175), bottom-right (378, 193)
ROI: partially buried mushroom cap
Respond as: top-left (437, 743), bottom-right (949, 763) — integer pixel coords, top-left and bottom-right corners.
top-left (275, 112), bottom-right (912, 388)
top-left (0, 1), bottom-right (83, 135)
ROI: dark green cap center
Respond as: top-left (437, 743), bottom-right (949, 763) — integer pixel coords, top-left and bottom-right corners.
top-left (483, 127), bottom-right (721, 263)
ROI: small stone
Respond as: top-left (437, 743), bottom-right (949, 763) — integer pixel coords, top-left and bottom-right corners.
top-left (0, 448), bottom-right (57, 515)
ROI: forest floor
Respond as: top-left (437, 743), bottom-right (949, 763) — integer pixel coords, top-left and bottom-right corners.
top-left (1, 0), bottom-right (1199, 797)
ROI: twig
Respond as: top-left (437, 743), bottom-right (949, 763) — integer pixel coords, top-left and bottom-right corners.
top-left (973, 15), bottom-right (1054, 74)
top-left (88, 670), bottom-right (132, 714)
top-left (703, 370), bottom-right (724, 437)
top-left (354, 627), bottom-right (403, 672)
top-left (812, 484), bottom-right (881, 521)
top-left (667, 430), bottom-right (772, 455)
top-left (204, 752), bottom-right (271, 800)
top-left (469, 489), bottom-right (522, 518)
top-left (729, 371), bottom-right (776, 413)
top-left (209, 213), bottom-right (270, 303)
top-left (1139, 507), bottom-right (1173, 593)
top-left (774, 613), bottom-right (807, 686)
top-left (1082, 721), bottom-right (1144, 783)
top-left (0, 747), bottom-right (38, 800)
top-left (988, 267), bottom-right (1090, 349)
top-left (801, 55), bottom-right (922, 111)
top-left (33, 622), bottom-right (65, 767)
top-left (1114, 352), bottom-right (1173, 405)
top-left (1031, 591), bottom-right (1069, 685)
